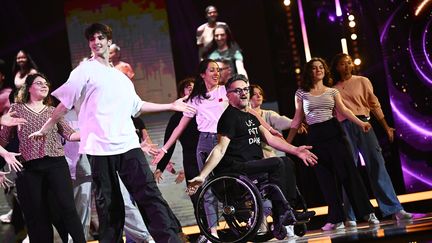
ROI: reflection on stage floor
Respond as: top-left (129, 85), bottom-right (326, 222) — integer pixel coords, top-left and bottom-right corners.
top-left (271, 213), bottom-right (432, 242)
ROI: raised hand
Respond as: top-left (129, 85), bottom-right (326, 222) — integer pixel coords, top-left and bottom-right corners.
top-left (140, 141), bottom-right (159, 156)
top-left (0, 111), bottom-right (27, 127)
top-left (295, 145), bottom-right (318, 166)
top-left (3, 152), bottom-right (23, 172)
top-left (0, 171), bottom-right (12, 189)
top-left (154, 169), bottom-right (163, 183)
top-left (171, 98), bottom-right (195, 113)
top-left (151, 149), bottom-right (165, 165)
top-left (186, 176), bottom-right (205, 195)
top-left (175, 170), bottom-right (185, 184)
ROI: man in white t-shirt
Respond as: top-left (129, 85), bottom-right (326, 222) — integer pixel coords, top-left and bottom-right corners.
top-left (30, 23), bottom-right (194, 243)
top-left (196, 5), bottom-right (227, 59)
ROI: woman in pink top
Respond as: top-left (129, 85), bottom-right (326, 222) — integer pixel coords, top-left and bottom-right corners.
top-left (0, 73), bottom-right (85, 243)
top-left (331, 53), bottom-right (412, 226)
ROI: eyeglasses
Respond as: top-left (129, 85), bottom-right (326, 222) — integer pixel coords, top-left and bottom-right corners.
top-left (227, 87), bottom-right (250, 95)
top-left (32, 81), bottom-right (50, 87)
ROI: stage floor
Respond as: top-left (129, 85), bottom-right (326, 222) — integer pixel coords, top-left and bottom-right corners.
top-left (267, 213), bottom-right (432, 242)
top-left (1, 190), bottom-right (431, 242)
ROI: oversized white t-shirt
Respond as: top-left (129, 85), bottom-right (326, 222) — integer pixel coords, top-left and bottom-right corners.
top-left (52, 58), bottom-right (144, 155)
top-left (183, 85), bottom-right (228, 133)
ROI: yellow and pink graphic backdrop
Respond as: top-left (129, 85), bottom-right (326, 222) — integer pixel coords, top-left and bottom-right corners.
top-left (64, 0), bottom-right (177, 103)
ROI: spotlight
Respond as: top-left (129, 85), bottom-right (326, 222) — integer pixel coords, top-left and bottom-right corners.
top-left (348, 14), bottom-right (355, 21)
top-left (295, 68), bottom-right (301, 74)
top-left (351, 33), bottom-right (358, 40)
top-left (283, 0), bottom-right (291, 6)
top-left (354, 58), bottom-right (361, 65)
top-left (349, 21), bottom-right (356, 28)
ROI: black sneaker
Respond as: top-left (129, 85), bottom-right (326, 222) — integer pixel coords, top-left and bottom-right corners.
top-left (280, 209), bottom-right (296, 226)
top-left (294, 210), bottom-right (316, 221)
top-left (271, 221), bottom-right (288, 240)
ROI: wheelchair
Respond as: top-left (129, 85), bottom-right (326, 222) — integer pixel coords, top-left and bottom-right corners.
top-left (195, 173), bottom-right (311, 243)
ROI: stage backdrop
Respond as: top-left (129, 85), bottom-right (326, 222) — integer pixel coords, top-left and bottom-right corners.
top-left (64, 0), bottom-right (177, 103)
top-left (374, 0), bottom-right (432, 193)
top-left (63, 0), bottom-right (196, 226)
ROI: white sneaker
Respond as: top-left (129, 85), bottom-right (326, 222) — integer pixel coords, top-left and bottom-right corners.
top-left (345, 220), bottom-right (357, 227)
top-left (364, 213), bottom-right (380, 225)
top-left (0, 209), bottom-right (12, 224)
top-left (321, 222), bottom-right (345, 231)
top-left (393, 210), bottom-right (413, 221)
top-left (22, 235), bottom-right (29, 243)
top-left (285, 225), bottom-right (295, 237)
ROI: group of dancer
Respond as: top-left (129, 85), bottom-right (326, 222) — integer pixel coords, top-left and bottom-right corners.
top-left (0, 4), bottom-right (412, 243)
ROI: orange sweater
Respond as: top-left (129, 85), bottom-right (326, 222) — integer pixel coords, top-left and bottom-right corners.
top-left (334, 75), bottom-right (385, 122)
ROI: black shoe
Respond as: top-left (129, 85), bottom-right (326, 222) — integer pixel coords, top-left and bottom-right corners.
top-left (280, 209), bottom-right (296, 226)
top-left (294, 210), bottom-right (316, 221)
top-left (271, 221), bottom-right (288, 240)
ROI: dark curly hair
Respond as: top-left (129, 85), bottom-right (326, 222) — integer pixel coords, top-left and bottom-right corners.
top-left (300, 57), bottom-right (333, 92)
top-left (330, 53), bottom-right (354, 85)
top-left (84, 23), bottom-right (112, 41)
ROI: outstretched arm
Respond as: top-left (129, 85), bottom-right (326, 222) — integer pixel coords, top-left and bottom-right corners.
top-left (29, 103), bottom-right (69, 139)
top-left (334, 93), bottom-right (371, 132)
top-left (138, 98), bottom-right (195, 115)
top-left (0, 146), bottom-right (22, 172)
top-left (151, 116), bottom-right (192, 165)
top-left (376, 118), bottom-right (395, 143)
top-left (0, 171), bottom-right (12, 189)
top-left (0, 111), bottom-right (27, 127)
top-left (186, 135), bottom-right (230, 195)
top-left (286, 95), bottom-right (305, 143)
top-left (260, 125), bottom-right (317, 166)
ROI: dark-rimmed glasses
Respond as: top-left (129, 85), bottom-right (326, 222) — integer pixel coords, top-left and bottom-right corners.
top-left (227, 87), bottom-right (250, 95)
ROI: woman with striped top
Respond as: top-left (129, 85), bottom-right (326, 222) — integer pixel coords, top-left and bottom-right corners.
top-left (286, 57), bottom-right (379, 231)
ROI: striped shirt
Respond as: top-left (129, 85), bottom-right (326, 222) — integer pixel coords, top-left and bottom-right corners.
top-left (296, 88), bottom-right (339, 125)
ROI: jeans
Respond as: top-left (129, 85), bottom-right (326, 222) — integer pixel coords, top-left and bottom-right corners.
top-left (341, 119), bottom-right (402, 219)
top-left (196, 132), bottom-right (219, 231)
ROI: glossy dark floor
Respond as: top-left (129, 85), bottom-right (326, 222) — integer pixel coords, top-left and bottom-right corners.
top-left (268, 213), bottom-right (432, 242)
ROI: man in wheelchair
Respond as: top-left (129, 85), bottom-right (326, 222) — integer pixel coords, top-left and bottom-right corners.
top-left (187, 74), bottom-right (318, 240)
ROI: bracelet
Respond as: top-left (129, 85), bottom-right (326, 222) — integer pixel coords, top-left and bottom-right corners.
top-left (161, 147), bottom-right (168, 153)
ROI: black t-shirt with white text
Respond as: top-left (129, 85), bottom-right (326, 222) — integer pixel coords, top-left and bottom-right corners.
top-left (216, 105), bottom-right (263, 171)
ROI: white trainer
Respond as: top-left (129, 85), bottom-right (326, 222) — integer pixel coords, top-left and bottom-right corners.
top-left (393, 210), bottom-right (413, 221)
top-left (345, 220), bottom-right (357, 227)
top-left (364, 213), bottom-right (380, 225)
top-left (0, 209), bottom-right (12, 224)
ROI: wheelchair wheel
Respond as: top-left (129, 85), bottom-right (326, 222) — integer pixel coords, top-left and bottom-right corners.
top-left (195, 174), bottom-right (263, 243)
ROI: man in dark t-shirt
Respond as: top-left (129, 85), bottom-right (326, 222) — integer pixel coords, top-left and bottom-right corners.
top-left (187, 74), bottom-right (318, 235)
